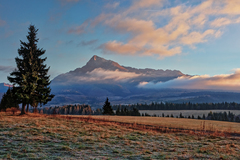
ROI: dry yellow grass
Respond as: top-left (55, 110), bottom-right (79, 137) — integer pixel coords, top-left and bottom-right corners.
top-left (69, 115), bottom-right (240, 133)
top-left (1, 112), bottom-right (240, 159)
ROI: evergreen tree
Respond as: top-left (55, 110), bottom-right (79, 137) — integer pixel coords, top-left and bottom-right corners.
top-left (180, 113), bottom-right (184, 118)
top-left (132, 107), bottom-right (141, 116)
top-left (102, 97), bottom-right (114, 115)
top-left (116, 107), bottom-right (120, 115)
top-left (8, 25), bottom-right (54, 114)
top-left (0, 87), bottom-right (19, 111)
top-left (202, 114), bottom-right (206, 119)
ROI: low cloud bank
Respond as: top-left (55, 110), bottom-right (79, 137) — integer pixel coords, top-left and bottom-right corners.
top-left (138, 69), bottom-right (240, 91)
top-left (85, 68), bottom-right (142, 81)
top-left (55, 68), bottom-right (143, 84)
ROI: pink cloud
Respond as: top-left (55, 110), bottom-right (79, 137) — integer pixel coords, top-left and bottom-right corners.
top-left (68, 0), bottom-right (240, 58)
top-left (138, 69), bottom-right (240, 91)
top-left (100, 41), bottom-right (141, 55)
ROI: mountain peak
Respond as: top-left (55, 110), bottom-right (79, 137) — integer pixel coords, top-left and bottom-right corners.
top-left (88, 55), bottom-right (107, 64)
top-left (77, 55), bottom-right (128, 72)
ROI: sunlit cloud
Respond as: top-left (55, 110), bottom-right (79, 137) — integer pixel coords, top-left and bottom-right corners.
top-left (68, 0), bottom-right (240, 58)
top-left (55, 68), bottom-right (143, 85)
top-left (138, 69), bottom-right (240, 91)
top-left (211, 17), bottom-right (240, 27)
top-left (86, 68), bottom-right (142, 81)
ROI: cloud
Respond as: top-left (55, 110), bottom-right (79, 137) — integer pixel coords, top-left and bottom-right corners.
top-left (104, 2), bottom-right (119, 9)
top-left (211, 17), bottom-right (240, 27)
top-left (180, 29), bottom-right (215, 45)
top-left (126, 0), bottom-right (163, 13)
top-left (68, 20), bottom-right (89, 34)
top-left (99, 41), bottom-right (141, 55)
top-left (138, 69), bottom-right (240, 91)
top-left (0, 65), bottom-right (15, 73)
top-left (86, 68), bottom-right (142, 81)
top-left (78, 39), bottom-right (98, 46)
top-left (68, 0), bottom-right (240, 58)
top-left (57, 68), bottom-right (143, 84)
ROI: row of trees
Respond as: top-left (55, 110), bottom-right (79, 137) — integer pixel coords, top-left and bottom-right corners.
top-left (38, 104), bottom-right (97, 115)
top-left (0, 25), bottom-right (54, 114)
top-left (116, 107), bottom-right (141, 116)
top-left (102, 98), bottom-right (141, 116)
top-left (113, 102), bottom-right (240, 110)
top-left (141, 111), bottom-right (240, 122)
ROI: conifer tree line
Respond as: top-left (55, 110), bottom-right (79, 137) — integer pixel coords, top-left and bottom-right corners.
top-left (141, 111), bottom-right (240, 123)
top-left (102, 98), bottom-right (141, 116)
top-left (113, 102), bottom-right (240, 111)
top-left (37, 104), bottom-right (102, 115)
top-left (0, 25), bottom-right (54, 114)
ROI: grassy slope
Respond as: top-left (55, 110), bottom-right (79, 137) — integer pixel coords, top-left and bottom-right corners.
top-left (0, 112), bottom-right (240, 159)
top-left (76, 115), bottom-right (240, 133)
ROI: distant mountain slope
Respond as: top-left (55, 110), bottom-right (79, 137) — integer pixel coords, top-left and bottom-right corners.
top-left (0, 83), bottom-right (8, 93)
top-left (52, 55), bottom-right (185, 85)
top-left (2, 56), bottom-right (240, 108)
top-left (49, 55), bottom-right (189, 106)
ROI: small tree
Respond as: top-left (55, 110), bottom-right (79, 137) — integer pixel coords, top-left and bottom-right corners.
top-left (102, 97), bottom-right (114, 115)
top-left (0, 87), bottom-right (19, 112)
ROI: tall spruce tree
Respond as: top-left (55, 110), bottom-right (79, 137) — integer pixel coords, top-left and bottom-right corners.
top-left (102, 97), bottom-right (114, 115)
top-left (8, 25), bottom-right (54, 114)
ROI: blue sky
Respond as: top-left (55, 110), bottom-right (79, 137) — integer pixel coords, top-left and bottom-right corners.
top-left (1, 0), bottom-right (240, 90)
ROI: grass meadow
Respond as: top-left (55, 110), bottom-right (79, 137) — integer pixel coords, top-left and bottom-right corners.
top-left (0, 112), bottom-right (240, 159)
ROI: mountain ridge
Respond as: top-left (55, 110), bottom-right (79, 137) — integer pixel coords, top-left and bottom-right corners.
top-left (52, 55), bottom-right (185, 85)
top-left (1, 56), bottom-right (240, 107)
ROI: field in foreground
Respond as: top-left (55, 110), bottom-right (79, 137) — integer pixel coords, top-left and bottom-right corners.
top-left (0, 113), bottom-right (240, 159)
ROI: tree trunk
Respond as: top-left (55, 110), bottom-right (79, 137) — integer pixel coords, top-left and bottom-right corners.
top-left (34, 107), bottom-right (38, 113)
top-left (21, 103), bottom-right (26, 114)
top-left (26, 104), bottom-right (29, 113)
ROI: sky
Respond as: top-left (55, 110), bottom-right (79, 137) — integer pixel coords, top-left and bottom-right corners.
top-left (1, 0), bottom-right (240, 91)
